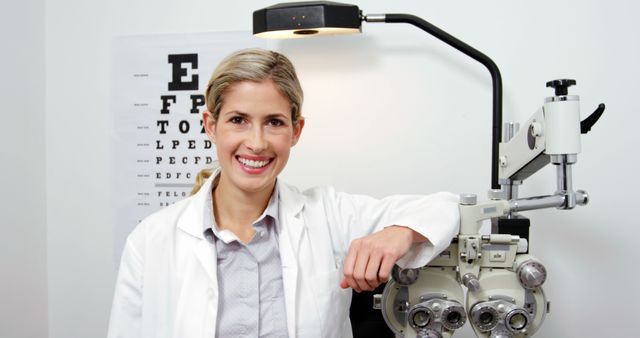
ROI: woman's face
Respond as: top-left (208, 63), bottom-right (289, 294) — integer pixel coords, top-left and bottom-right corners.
top-left (203, 78), bottom-right (304, 195)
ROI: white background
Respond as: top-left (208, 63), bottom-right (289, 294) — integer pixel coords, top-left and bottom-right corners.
top-left (2, 0), bottom-right (639, 337)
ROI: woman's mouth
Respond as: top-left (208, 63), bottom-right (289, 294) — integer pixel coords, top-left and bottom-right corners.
top-left (236, 156), bottom-right (273, 173)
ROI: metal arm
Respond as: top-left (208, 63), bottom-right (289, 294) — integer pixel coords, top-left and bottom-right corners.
top-left (365, 13), bottom-right (503, 189)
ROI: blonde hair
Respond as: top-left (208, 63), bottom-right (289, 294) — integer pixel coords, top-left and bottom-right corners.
top-left (205, 48), bottom-right (304, 125)
top-left (189, 168), bottom-right (213, 196)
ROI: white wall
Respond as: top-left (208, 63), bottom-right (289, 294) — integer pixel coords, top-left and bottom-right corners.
top-left (43, 0), bottom-right (639, 337)
top-left (0, 1), bottom-right (48, 338)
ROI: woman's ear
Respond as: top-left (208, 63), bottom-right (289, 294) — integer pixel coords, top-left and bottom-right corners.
top-left (202, 110), bottom-right (216, 143)
top-left (291, 117), bottom-right (305, 146)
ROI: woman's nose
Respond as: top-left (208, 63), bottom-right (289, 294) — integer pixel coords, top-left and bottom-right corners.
top-left (246, 126), bottom-right (267, 153)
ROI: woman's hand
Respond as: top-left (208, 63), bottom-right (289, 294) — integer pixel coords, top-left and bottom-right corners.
top-left (339, 226), bottom-right (426, 292)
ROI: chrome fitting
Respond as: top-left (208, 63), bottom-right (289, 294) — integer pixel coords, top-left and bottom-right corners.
top-left (576, 190), bottom-right (589, 205)
top-left (363, 13), bottom-right (385, 22)
top-left (460, 193), bottom-right (478, 205)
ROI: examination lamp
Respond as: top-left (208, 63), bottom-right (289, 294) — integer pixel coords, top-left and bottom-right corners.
top-left (253, 1), bottom-right (504, 189)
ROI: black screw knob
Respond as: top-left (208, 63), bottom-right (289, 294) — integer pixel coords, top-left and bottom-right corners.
top-left (546, 79), bottom-right (576, 96)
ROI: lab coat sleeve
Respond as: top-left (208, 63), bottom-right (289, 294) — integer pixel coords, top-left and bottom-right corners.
top-left (325, 189), bottom-right (460, 269)
top-left (107, 234), bottom-right (144, 338)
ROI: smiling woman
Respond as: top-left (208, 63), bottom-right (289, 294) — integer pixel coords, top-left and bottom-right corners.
top-left (107, 48), bottom-right (460, 338)
top-left (204, 79), bottom-right (304, 202)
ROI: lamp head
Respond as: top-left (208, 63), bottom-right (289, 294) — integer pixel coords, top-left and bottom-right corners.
top-left (253, 1), bottom-right (362, 39)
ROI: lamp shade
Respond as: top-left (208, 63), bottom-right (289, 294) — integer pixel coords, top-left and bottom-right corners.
top-left (253, 1), bottom-right (362, 38)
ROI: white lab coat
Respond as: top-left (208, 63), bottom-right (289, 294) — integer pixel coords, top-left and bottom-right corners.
top-left (107, 172), bottom-right (459, 338)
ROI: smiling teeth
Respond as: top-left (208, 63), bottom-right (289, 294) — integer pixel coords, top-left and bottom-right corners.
top-left (238, 157), bottom-right (270, 168)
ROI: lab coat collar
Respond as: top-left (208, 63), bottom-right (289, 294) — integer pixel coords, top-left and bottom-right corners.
top-left (274, 179), bottom-right (307, 261)
top-left (275, 180), bottom-right (306, 229)
top-left (176, 166), bottom-right (222, 240)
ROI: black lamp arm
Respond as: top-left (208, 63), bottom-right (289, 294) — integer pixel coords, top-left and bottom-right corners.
top-left (382, 14), bottom-right (503, 190)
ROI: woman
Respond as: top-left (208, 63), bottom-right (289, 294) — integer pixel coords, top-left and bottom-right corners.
top-left (108, 48), bottom-right (459, 338)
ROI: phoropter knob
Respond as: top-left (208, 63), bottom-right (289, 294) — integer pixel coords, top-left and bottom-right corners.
top-left (546, 79), bottom-right (576, 96)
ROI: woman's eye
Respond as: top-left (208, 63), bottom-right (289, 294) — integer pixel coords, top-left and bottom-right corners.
top-left (230, 116), bottom-right (245, 124)
top-left (268, 119), bottom-right (285, 127)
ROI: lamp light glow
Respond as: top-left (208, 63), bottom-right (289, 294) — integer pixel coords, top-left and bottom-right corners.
top-left (253, 1), bottom-right (362, 39)
top-left (255, 27), bottom-right (360, 39)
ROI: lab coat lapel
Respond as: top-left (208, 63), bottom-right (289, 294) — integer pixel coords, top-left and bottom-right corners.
top-left (277, 182), bottom-right (306, 338)
top-left (175, 173), bottom-right (219, 338)
top-left (173, 239), bottom-right (219, 338)
top-left (177, 173), bottom-right (219, 285)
